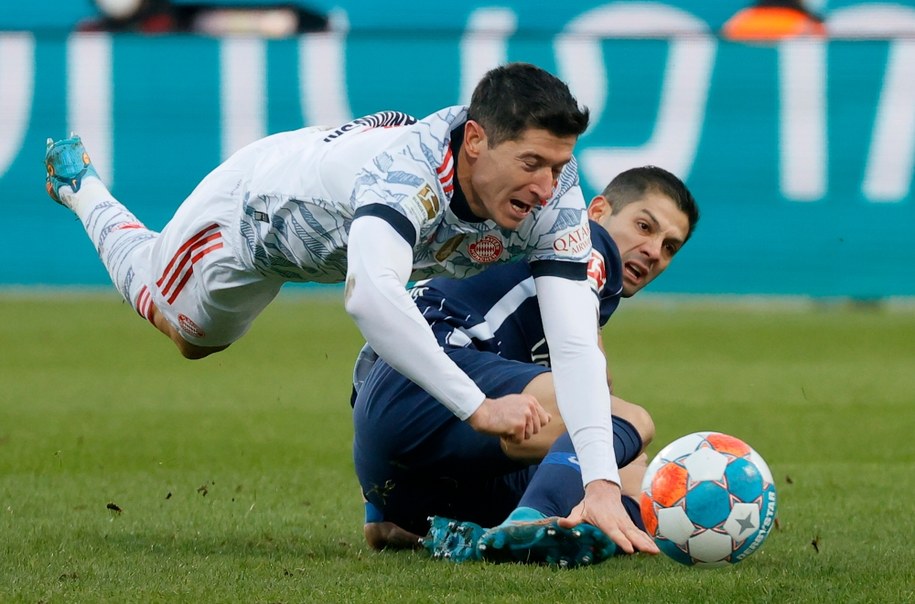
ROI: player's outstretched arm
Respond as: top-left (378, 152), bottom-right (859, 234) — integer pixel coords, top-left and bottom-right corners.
top-left (558, 480), bottom-right (659, 555)
top-left (346, 216), bottom-right (547, 442)
top-left (467, 395), bottom-right (551, 444)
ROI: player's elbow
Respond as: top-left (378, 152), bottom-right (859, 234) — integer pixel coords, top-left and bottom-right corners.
top-left (343, 274), bottom-right (370, 320)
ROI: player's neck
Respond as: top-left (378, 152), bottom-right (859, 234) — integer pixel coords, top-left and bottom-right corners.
top-left (452, 129), bottom-right (486, 222)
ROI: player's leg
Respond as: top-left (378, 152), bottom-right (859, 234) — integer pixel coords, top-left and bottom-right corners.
top-left (145, 199), bottom-right (284, 359)
top-left (45, 135), bottom-right (162, 332)
top-left (361, 496), bottom-right (424, 551)
top-left (502, 370), bottom-right (655, 462)
top-left (46, 135), bottom-right (281, 359)
top-left (619, 452), bottom-right (648, 500)
top-left (509, 427), bottom-right (645, 524)
top-left (353, 349), bottom-right (548, 548)
top-left (477, 423), bottom-right (647, 567)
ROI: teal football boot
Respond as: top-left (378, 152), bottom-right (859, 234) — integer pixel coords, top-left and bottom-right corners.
top-left (45, 134), bottom-right (99, 206)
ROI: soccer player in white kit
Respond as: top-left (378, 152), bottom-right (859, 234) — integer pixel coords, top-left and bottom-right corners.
top-left (44, 62), bottom-right (658, 556)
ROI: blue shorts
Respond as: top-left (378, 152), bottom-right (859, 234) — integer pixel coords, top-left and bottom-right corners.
top-left (353, 347), bottom-right (646, 534)
top-left (352, 347), bottom-right (549, 535)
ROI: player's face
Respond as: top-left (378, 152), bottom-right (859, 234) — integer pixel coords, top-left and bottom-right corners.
top-left (462, 123), bottom-right (577, 230)
top-left (590, 193), bottom-right (689, 297)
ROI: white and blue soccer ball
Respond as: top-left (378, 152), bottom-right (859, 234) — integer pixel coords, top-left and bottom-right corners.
top-left (640, 431), bottom-right (777, 567)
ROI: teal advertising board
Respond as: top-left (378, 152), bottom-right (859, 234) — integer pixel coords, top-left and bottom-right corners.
top-left (1, 24), bottom-right (913, 296)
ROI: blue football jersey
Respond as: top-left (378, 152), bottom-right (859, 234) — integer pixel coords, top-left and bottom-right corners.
top-left (411, 220), bottom-right (623, 367)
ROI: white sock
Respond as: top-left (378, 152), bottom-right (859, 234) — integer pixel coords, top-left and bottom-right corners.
top-left (63, 177), bottom-right (159, 320)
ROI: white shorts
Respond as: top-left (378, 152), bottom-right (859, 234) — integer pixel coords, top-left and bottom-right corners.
top-left (143, 168), bottom-right (284, 347)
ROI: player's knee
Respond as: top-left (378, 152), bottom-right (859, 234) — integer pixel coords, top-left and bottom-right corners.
top-left (178, 345), bottom-right (210, 360)
top-left (630, 403), bottom-right (655, 449)
top-left (174, 338), bottom-right (229, 360)
top-left (612, 397), bottom-right (655, 449)
top-left (148, 304), bottom-right (224, 359)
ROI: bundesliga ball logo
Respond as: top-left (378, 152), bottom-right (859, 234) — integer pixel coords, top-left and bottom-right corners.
top-left (640, 432), bottom-right (777, 567)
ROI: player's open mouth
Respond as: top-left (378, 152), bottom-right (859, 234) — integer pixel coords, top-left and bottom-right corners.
top-left (510, 199), bottom-right (533, 216)
top-left (624, 261), bottom-right (645, 282)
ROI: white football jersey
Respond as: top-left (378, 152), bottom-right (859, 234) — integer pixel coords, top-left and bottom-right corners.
top-left (228, 106), bottom-right (591, 283)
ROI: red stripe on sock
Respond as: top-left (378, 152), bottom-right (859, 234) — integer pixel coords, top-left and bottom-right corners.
top-left (135, 285), bottom-right (149, 318)
top-left (139, 287), bottom-right (156, 325)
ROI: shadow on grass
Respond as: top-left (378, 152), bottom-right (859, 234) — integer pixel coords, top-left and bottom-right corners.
top-left (84, 527), bottom-right (362, 564)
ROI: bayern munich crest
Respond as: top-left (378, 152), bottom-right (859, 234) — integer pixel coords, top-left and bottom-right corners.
top-left (178, 313), bottom-right (205, 338)
top-left (468, 235), bottom-right (504, 263)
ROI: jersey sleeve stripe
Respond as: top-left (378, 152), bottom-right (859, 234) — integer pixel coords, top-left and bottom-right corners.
top-left (354, 204), bottom-right (418, 245)
top-left (529, 259), bottom-right (588, 281)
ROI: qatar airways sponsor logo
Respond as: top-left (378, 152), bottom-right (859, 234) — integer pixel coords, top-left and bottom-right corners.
top-left (552, 224), bottom-right (590, 256)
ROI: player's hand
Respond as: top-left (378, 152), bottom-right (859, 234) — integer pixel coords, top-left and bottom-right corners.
top-left (558, 479), bottom-right (659, 555)
top-left (466, 395), bottom-right (551, 444)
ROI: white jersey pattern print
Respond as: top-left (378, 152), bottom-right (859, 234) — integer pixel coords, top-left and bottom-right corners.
top-left (233, 106), bottom-right (591, 282)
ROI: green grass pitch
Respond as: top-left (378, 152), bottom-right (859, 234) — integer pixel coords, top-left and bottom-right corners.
top-left (1, 292), bottom-right (913, 602)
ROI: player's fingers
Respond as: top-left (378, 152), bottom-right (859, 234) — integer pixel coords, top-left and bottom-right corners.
top-left (538, 406), bottom-right (551, 426)
top-left (557, 511), bottom-right (584, 529)
top-left (604, 526), bottom-right (636, 555)
top-left (510, 417), bottom-right (526, 444)
top-left (529, 407), bottom-right (541, 435)
top-left (615, 517), bottom-right (659, 554)
top-left (630, 528), bottom-right (659, 554)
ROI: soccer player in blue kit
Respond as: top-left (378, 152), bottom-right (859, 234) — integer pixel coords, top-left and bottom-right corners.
top-left (352, 166), bottom-right (699, 565)
top-left (44, 62), bottom-right (656, 553)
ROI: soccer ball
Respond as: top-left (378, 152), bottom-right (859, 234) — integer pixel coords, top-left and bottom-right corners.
top-left (640, 431), bottom-right (777, 568)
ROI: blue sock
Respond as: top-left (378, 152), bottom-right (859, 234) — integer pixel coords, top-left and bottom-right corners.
top-left (621, 494), bottom-right (645, 531)
top-left (515, 433), bottom-right (583, 517)
top-left (364, 500), bottom-right (384, 523)
top-left (514, 417), bottom-right (643, 519)
top-left (502, 506), bottom-right (547, 524)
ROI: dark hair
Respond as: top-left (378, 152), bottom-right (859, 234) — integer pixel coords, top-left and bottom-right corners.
top-left (468, 62), bottom-right (590, 146)
top-left (601, 166), bottom-right (700, 241)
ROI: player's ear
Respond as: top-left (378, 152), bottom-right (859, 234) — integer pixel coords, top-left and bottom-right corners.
top-left (462, 120), bottom-right (486, 158)
top-left (587, 195), bottom-right (612, 221)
